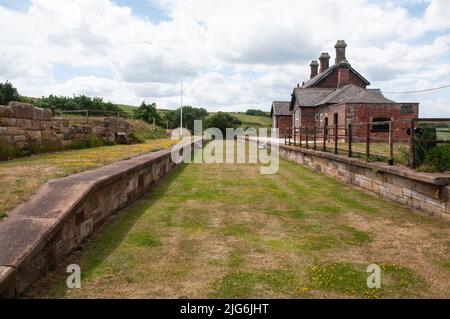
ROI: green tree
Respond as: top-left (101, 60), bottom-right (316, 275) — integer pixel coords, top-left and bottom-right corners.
top-left (134, 102), bottom-right (162, 125)
top-left (0, 81), bottom-right (20, 105)
top-left (164, 106), bottom-right (209, 132)
top-left (205, 112), bottom-right (242, 135)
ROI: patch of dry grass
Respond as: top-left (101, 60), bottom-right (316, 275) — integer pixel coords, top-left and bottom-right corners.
top-left (0, 139), bottom-right (178, 219)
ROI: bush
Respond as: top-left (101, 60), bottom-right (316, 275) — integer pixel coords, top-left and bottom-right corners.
top-left (133, 102), bottom-right (163, 126)
top-left (0, 141), bottom-right (17, 161)
top-left (205, 112), bottom-right (242, 135)
top-left (0, 82), bottom-right (20, 105)
top-left (422, 144), bottom-right (450, 172)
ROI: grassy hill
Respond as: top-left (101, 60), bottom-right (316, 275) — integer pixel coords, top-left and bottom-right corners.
top-left (233, 113), bottom-right (272, 129)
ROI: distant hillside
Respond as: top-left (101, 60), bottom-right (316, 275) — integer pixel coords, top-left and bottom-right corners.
top-left (207, 112), bottom-right (272, 129)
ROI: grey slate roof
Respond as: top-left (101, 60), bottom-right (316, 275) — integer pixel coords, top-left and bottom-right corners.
top-left (271, 101), bottom-right (292, 117)
top-left (290, 84), bottom-right (396, 111)
top-left (314, 84), bottom-right (395, 105)
top-left (303, 64), bottom-right (370, 88)
top-left (293, 88), bottom-right (336, 107)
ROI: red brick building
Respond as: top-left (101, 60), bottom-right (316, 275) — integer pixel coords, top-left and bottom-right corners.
top-left (270, 101), bottom-right (292, 132)
top-left (288, 40), bottom-right (419, 141)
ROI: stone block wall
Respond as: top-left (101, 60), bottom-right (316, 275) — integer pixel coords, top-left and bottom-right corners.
top-left (276, 143), bottom-right (450, 220)
top-left (0, 139), bottom-right (199, 298)
top-left (0, 102), bottom-right (132, 151)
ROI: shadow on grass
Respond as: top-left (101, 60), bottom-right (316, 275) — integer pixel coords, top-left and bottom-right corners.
top-left (49, 163), bottom-right (189, 297)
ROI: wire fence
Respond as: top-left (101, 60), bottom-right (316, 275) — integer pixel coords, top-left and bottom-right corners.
top-left (54, 109), bottom-right (133, 119)
top-left (282, 118), bottom-right (450, 168)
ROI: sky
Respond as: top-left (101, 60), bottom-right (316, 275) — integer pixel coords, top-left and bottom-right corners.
top-left (0, 0), bottom-right (450, 117)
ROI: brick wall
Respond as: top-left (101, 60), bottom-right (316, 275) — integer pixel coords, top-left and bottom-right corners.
top-left (349, 103), bottom-right (419, 142)
top-left (312, 68), bottom-right (367, 89)
top-left (0, 102), bottom-right (132, 152)
top-left (274, 115), bottom-right (292, 133)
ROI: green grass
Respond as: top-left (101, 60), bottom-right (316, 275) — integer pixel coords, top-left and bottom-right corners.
top-left (32, 142), bottom-right (450, 299)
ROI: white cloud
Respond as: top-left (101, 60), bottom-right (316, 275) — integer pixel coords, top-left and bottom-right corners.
top-left (0, 0), bottom-right (449, 117)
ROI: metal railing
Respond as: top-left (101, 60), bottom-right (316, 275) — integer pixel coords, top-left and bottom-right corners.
top-left (283, 118), bottom-right (450, 168)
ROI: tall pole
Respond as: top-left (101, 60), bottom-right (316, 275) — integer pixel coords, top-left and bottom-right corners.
top-left (180, 70), bottom-right (183, 138)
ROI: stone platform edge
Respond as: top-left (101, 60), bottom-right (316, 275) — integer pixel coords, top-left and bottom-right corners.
top-left (0, 138), bottom-right (201, 298)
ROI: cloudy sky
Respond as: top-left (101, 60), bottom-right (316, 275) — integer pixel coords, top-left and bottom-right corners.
top-left (0, 0), bottom-right (450, 116)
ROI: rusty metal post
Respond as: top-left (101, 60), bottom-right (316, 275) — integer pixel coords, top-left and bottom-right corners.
top-left (366, 123), bottom-right (371, 159)
top-left (334, 124), bottom-right (338, 155)
top-left (306, 127), bottom-right (309, 149)
top-left (293, 127), bottom-right (297, 146)
top-left (409, 120), bottom-right (416, 168)
top-left (348, 123), bottom-right (352, 157)
top-left (313, 126), bottom-right (317, 150)
top-left (299, 128), bottom-right (302, 148)
top-left (389, 120), bottom-right (394, 165)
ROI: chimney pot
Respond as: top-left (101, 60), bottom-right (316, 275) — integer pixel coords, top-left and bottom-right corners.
top-left (335, 40), bottom-right (347, 64)
top-left (319, 52), bottom-right (330, 73)
top-left (310, 60), bottom-right (319, 79)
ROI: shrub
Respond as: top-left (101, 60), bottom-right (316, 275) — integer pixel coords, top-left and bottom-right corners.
top-left (0, 81), bottom-right (20, 105)
top-left (0, 138), bottom-right (18, 161)
top-left (422, 144), bottom-right (450, 172)
top-left (205, 112), bottom-right (242, 135)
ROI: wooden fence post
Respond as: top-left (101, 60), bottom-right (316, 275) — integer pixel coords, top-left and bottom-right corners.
top-left (409, 120), bottom-right (416, 168)
top-left (348, 123), bottom-right (352, 157)
top-left (293, 127), bottom-right (297, 146)
top-left (366, 123), bottom-right (371, 159)
top-left (323, 123), bottom-right (327, 152)
top-left (389, 120), bottom-right (394, 165)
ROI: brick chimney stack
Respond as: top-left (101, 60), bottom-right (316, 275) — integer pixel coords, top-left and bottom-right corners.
top-left (310, 60), bottom-right (319, 79)
top-left (335, 40), bottom-right (347, 64)
top-left (337, 59), bottom-right (351, 88)
top-left (319, 52), bottom-right (330, 73)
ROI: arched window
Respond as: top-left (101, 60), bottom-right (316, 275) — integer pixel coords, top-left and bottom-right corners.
top-left (371, 118), bottom-right (390, 132)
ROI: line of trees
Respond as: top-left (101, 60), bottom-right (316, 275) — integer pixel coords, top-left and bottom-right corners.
top-left (1, 81), bottom-right (123, 115)
top-left (1, 81), bottom-right (249, 133)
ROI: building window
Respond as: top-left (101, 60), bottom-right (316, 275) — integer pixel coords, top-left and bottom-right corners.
top-left (315, 113), bottom-right (320, 122)
top-left (295, 110), bottom-right (301, 128)
top-left (401, 105), bottom-right (413, 114)
top-left (371, 118), bottom-right (390, 132)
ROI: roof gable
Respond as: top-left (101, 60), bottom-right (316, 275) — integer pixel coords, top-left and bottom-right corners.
top-left (303, 64), bottom-right (370, 88)
top-left (271, 101), bottom-right (292, 117)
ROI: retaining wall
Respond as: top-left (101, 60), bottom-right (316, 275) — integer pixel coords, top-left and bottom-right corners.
top-left (0, 140), bottom-right (198, 298)
top-left (274, 142), bottom-right (450, 220)
top-left (0, 102), bottom-right (132, 151)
